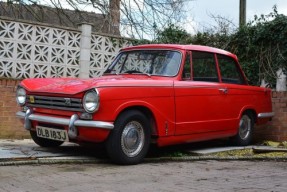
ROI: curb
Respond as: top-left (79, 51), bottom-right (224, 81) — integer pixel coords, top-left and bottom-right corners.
top-left (145, 156), bottom-right (287, 163)
top-left (1, 156), bottom-right (287, 166)
top-left (0, 158), bottom-right (105, 166)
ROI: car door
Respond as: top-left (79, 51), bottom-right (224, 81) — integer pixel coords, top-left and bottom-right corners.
top-left (174, 51), bottom-right (236, 135)
top-left (216, 53), bottom-right (256, 124)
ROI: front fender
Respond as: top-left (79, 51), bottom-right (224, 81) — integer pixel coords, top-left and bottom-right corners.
top-left (112, 99), bottom-right (176, 137)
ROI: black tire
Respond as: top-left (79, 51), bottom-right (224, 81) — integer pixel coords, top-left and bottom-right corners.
top-left (106, 110), bottom-right (151, 165)
top-left (30, 131), bottom-right (64, 147)
top-left (231, 112), bottom-right (254, 146)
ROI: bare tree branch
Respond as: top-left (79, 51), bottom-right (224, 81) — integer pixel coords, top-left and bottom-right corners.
top-left (0, 0), bottom-right (190, 39)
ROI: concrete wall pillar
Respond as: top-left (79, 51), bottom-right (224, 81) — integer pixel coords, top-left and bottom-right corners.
top-left (276, 68), bottom-right (287, 92)
top-left (78, 23), bottom-right (92, 78)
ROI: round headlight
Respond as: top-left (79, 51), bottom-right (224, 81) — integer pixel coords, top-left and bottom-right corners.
top-left (83, 90), bottom-right (99, 113)
top-left (16, 87), bottom-right (26, 106)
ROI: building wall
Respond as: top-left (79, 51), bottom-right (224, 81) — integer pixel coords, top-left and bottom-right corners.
top-left (0, 2), bottom-right (120, 35)
top-left (254, 91), bottom-right (287, 142)
top-left (0, 79), bottom-right (29, 138)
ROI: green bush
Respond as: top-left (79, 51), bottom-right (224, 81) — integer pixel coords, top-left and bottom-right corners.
top-left (229, 7), bottom-right (287, 86)
top-left (154, 6), bottom-right (287, 87)
top-left (154, 24), bottom-right (192, 44)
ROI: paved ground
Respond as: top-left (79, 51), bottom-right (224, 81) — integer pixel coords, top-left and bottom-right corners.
top-left (0, 160), bottom-right (286, 192)
top-left (0, 139), bottom-right (245, 164)
top-left (0, 139), bottom-right (287, 191)
top-left (0, 139), bottom-right (264, 163)
top-left (0, 139), bottom-right (83, 160)
top-left (1, 139), bottom-right (287, 164)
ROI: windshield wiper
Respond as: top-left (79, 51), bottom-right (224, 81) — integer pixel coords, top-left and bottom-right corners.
top-left (123, 70), bottom-right (151, 77)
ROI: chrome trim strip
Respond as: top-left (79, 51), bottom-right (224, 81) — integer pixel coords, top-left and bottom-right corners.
top-left (16, 111), bottom-right (114, 130)
top-left (258, 112), bottom-right (275, 118)
top-left (27, 104), bottom-right (84, 112)
top-left (74, 120), bottom-right (114, 129)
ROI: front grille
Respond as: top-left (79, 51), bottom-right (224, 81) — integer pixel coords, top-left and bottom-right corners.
top-left (26, 95), bottom-right (83, 112)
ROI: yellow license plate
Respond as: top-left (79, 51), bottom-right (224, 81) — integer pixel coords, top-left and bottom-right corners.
top-left (36, 126), bottom-right (69, 142)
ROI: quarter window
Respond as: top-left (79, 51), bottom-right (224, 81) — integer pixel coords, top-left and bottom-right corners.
top-left (217, 54), bottom-right (245, 85)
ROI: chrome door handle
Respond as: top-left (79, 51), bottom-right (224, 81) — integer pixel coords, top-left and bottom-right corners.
top-left (219, 88), bottom-right (228, 94)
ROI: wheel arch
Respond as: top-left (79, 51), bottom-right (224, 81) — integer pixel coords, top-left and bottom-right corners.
top-left (240, 107), bottom-right (257, 123)
top-left (115, 105), bottom-right (158, 136)
top-left (231, 108), bottom-right (257, 146)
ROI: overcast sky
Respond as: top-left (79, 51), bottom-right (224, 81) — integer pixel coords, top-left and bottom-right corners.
top-left (186, 0), bottom-right (287, 33)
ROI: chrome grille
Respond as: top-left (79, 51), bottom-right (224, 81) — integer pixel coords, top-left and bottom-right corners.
top-left (26, 95), bottom-right (83, 112)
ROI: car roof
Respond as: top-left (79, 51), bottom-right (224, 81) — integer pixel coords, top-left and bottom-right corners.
top-left (121, 44), bottom-right (238, 60)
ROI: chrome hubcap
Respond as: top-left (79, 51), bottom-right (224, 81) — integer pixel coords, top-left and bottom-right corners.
top-left (239, 115), bottom-right (251, 140)
top-left (121, 121), bottom-right (145, 157)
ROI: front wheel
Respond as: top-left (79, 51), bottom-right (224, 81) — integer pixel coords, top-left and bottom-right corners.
top-left (30, 131), bottom-right (64, 147)
top-left (231, 112), bottom-right (254, 146)
top-left (106, 110), bottom-right (151, 165)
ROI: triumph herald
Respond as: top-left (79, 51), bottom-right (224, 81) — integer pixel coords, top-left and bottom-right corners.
top-left (16, 44), bottom-right (274, 164)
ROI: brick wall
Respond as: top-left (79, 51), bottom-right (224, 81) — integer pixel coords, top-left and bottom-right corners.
top-left (254, 91), bottom-right (287, 142)
top-left (0, 79), bottom-right (29, 139)
top-left (0, 79), bottom-right (286, 142)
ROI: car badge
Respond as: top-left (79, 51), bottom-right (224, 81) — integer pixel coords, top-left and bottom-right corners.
top-left (29, 96), bottom-right (35, 103)
top-left (64, 98), bottom-right (71, 106)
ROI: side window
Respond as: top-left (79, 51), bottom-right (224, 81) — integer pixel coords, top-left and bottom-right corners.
top-left (182, 52), bottom-right (191, 80)
top-left (217, 54), bottom-right (245, 85)
top-left (192, 51), bottom-right (218, 82)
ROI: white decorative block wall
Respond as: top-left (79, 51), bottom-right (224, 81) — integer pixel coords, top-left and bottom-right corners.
top-left (89, 34), bottom-right (132, 77)
top-left (0, 17), bottom-right (133, 79)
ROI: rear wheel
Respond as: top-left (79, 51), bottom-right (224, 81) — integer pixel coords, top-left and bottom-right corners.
top-left (106, 110), bottom-right (151, 165)
top-left (30, 131), bottom-right (64, 147)
top-left (231, 112), bottom-right (254, 146)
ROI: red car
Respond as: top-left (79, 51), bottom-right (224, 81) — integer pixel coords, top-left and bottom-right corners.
top-left (16, 44), bottom-right (274, 164)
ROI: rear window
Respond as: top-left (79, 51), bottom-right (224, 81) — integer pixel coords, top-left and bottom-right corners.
top-left (217, 54), bottom-right (246, 85)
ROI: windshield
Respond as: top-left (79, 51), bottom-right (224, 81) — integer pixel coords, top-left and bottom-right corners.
top-left (106, 50), bottom-right (182, 76)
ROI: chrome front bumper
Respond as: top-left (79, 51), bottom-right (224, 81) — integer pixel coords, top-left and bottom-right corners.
top-left (16, 109), bottom-right (114, 139)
